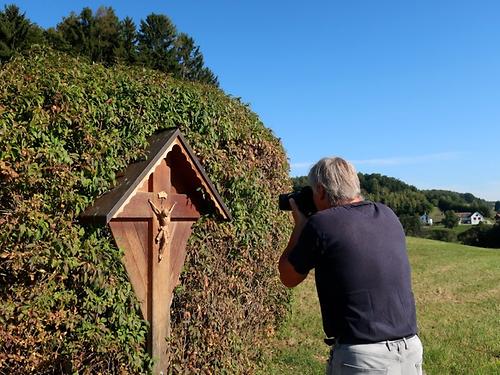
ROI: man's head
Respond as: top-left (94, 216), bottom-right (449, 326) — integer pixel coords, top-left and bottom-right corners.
top-left (308, 157), bottom-right (362, 210)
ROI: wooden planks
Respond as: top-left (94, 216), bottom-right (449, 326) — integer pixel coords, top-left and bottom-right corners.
top-left (109, 220), bottom-right (150, 319)
top-left (116, 192), bottom-right (200, 221)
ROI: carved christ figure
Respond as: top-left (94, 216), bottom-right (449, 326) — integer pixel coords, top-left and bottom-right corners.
top-left (148, 195), bottom-right (177, 261)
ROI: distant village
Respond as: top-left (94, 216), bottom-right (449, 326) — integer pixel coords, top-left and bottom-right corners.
top-left (420, 210), bottom-right (500, 226)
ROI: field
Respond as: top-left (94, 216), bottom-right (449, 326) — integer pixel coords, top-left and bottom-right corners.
top-left (258, 237), bottom-right (500, 374)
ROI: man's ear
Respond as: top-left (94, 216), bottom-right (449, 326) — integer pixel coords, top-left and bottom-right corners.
top-left (317, 184), bottom-right (326, 200)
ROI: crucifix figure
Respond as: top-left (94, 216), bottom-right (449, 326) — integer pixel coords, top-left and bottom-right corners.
top-left (148, 192), bottom-right (177, 261)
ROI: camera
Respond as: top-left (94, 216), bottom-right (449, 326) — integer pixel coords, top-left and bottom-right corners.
top-left (278, 186), bottom-right (317, 217)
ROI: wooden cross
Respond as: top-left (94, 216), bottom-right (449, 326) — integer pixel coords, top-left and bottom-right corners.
top-left (109, 159), bottom-right (199, 371)
top-left (80, 129), bottom-right (231, 374)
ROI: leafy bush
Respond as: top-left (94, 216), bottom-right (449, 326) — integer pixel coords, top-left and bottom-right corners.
top-left (458, 223), bottom-right (500, 248)
top-left (0, 47), bottom-right (291, 373)
top-left (442, 210), bottom-right (459, 229)
top-left (421, 228), bottom-right (457, 243)
top-left (399, 215), bottom-right (422, 236)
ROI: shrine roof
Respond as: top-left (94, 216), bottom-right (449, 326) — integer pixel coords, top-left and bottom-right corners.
top-left (79, 128), bottom-right (231, 225)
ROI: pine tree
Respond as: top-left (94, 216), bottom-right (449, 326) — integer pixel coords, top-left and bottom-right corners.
top-left (54, 7), bottom-right (120, 65)
top-left (93, 6), bottom-right (120, 65)
top-left (115, 16), bottom-right (137, 64)
top-left (0, 4), bottom-right (43, 63)
top-left (137, 13), bottom-right (177, 73)
top-left (2, 5), bottom-right (219, 86)
top-left (174, 33), bottom-right (202, 80)
top-left (173, 33), bottom-right (218, 86)
top-left (55, 11), bottom-right (88, 56)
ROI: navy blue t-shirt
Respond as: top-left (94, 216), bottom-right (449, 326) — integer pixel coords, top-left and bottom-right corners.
top-left (288, 201), bottom-right (417, 343)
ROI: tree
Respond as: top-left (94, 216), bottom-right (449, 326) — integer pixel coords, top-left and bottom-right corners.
top-left (173, 33), bottom-right (218, 85)
top-left (495, 201), bottom-right (500, 212)
top-left (174, 33), bottom-right (201, 79)
top-left (0, 4), bottom-right (43, 62)
top-left (399, 215), bottom-right (421, 236)
top-left (55, 10), bottom-right (90, 58)
top-left (358, 173), bottom-right (432, 216)
top-left (424, 189), bottom-right (492, 217)
top-left (291, 176), bottom-right (309, 191)
top-left (55, 7), bottom-right (120, 65)
top-left (442, 210), bottom-right (459, 229)
top-left (93, 6), bottom-right (121, 65)
top-left (463, 192), bottom-right (475, 203)
top-left (137, 13), bottom-right (177, 72)
top-left (2, 5), bottom-right (219, 86)
top-left (44, 26), bottom-right (71, 52)
top-left (115, 16), bottom-right (137, 64)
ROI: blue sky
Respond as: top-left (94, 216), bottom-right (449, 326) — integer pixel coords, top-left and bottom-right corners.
top-left (4, 1), bottom-right (500, 200)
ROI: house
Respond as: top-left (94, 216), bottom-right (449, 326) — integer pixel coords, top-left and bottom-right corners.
top-left (457, 211), bottom-right (484, 225)
top-left (419, 213), bottom-right (433, 225)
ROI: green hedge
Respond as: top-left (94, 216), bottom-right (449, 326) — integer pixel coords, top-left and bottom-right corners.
top-left (421, 228), bottom-right (458, 243)
top-left (0, 47), bottom-right (292, 373)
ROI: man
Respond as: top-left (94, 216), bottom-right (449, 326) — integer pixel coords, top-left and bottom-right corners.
top-left (279, 157), bottom-right (423, 375)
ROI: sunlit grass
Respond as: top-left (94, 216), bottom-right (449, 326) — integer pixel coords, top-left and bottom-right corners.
top-left (257, 275), bottom-right (328, 374)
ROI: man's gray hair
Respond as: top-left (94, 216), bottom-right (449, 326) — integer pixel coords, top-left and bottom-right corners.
top-left (308, 157), bottom-right (361, 205)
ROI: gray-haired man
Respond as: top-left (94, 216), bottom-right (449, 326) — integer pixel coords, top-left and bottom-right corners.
top-left (279, 157), bottom-right (423, 374)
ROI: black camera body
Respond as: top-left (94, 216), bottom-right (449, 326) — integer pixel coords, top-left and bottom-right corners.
top-left (278, 186), bottom-right (317, 217)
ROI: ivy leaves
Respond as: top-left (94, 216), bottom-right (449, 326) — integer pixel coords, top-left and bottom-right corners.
top-left (0, 47), bottom-right (291, 373)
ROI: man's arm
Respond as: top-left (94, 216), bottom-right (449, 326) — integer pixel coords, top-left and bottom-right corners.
top-left (278, 199), bottom-right (308, 288)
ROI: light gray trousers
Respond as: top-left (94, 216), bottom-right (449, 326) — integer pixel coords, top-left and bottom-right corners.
top-left (326, 335), bottom-right (423, 375)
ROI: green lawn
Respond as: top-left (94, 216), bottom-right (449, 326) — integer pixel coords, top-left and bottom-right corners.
top-left (258, 237), bottom-right (500, 374)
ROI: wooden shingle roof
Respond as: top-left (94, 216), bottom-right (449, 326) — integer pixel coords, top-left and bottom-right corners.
top-left (80, 128), bottom-right (231, 225)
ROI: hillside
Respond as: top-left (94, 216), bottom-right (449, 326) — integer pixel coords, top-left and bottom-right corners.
top-left (423, 189), bottom-right (492, 217)
top-left (259, 237), bottom-right (500, 374)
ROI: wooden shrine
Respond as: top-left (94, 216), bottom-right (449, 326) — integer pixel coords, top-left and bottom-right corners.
top-left (80, 128), bottom-right (231, 373)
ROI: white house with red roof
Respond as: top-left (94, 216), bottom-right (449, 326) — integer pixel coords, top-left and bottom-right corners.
top-left (457, 212), bottom-right (484, 225)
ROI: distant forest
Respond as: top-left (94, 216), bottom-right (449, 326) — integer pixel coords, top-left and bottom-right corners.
top-left (292, 173), bottom-right (495, 218)
top-left (0, 4), bottom-right (218, 85)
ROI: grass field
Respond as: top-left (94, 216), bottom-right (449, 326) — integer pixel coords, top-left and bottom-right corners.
top-left (258, 237), bottom-right (500, 374)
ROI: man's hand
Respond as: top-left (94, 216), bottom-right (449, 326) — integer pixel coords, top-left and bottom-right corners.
top-left (288, 198), bottom-right (307, 248)
top-left (278, 198), bottom-right (308, 288)
top-left (290, 198), bottom-right (307, 232)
